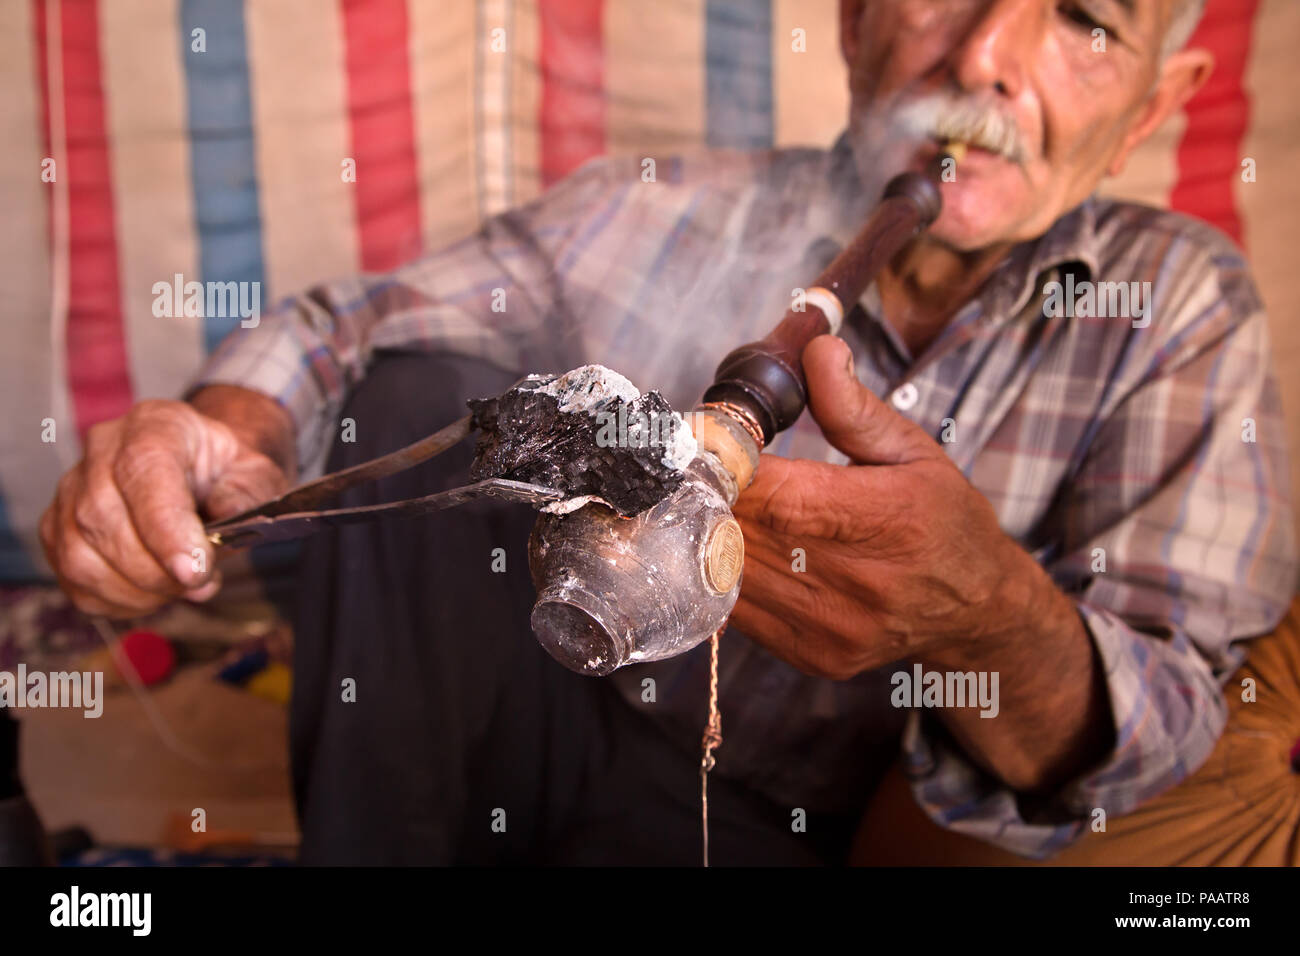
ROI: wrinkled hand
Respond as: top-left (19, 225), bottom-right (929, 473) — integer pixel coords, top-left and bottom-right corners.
top-left (40, 399), bottom-right (290, 618)
top-left (730, 335), bottom-right (1020, 680)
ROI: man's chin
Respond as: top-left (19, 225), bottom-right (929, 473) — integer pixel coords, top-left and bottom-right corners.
top-left (927, 214), bottom-right (1007, 252)
top-left (848, 139), bottom-right (1035, 251)
top-left (929, 179), bottom-right (1031, 252)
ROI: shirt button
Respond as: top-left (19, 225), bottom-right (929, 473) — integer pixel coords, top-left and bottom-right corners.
top-left (890, 382), bottom-right (919, 411)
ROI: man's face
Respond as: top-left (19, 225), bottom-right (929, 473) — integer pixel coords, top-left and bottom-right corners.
top-left (842, 0), bottom-right (1178, 250)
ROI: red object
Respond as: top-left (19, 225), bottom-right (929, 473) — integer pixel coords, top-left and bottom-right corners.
top-left (1169, 0), bottom-right (1260, 247)
top-left (33, 0), bottom-right (136, 438)
top-left (116, 629), bottom-right (176, 686)
top-left (539, 0), bottom-right (605, 186)
top-left (341, 0), bottom-right (422, 271)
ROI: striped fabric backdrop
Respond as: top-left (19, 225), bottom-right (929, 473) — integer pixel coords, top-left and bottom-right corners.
top-left (0, 0), bottom-right (1296, 581)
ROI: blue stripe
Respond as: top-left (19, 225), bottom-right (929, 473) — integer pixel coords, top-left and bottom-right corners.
top-left (180, 0), bottom-right (266, 353)
top-left (705, 0), bottom-right (773, 149)
top-left (0, 492), bottom-right (38, 581)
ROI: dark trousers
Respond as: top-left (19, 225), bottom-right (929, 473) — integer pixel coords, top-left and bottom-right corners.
top-left (0, 710), bottom-right (17, 801)
top-left (289, 351), bottom-right (837, 865)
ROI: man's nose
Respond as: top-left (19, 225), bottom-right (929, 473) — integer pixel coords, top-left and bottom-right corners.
top-left (950, 0), bottom-right (1040, 98)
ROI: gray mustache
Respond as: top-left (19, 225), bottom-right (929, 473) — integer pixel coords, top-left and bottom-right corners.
top-left (892, 93), bottom-right (1029, 164)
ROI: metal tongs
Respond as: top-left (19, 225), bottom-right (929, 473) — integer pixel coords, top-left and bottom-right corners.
top-left (204, 375), bottom-right (566, 549)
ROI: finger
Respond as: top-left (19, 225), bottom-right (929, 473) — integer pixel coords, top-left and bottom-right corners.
top-left (201, 454), bottom-right (290, 521)
top-left (112, 434), bottom-right (213, 589)
top-left (802, 334), bottom-right (939, 465)
top-left (734, 586), bottom-right (807, 641)
top-left (730, 588), bottom-right (851, 681)
top-left (740, 528), bottom-right (881, 636)
top-left (738, 514), bottom-right (888, 596)
top-left (182, 569), bottom-right (224, 603)
top-left (737, 534), bottom-right (838, 624)
top-left (38, 489), bottom-right (63, 570)
top-left (734, 454), bottom-right (900, 542)
top-left (58, 576), bottom-right (146, 619)
top-left (728, 596), bottom-right (799, 654)
top-left (41, 496), bottom-right (134, 617)
top-left (75, 453), bottom-right (186, 596)
top-left (51, 506), bottom-right (171, 618)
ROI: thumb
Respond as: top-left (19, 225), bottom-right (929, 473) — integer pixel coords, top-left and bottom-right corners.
top-left (802, 334), bottom-right (939, 465)
top-left (201, 452), bottom-right (290, 521)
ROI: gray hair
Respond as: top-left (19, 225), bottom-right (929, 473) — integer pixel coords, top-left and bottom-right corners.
top-left (1162, 0), bottom-right (1207, 59)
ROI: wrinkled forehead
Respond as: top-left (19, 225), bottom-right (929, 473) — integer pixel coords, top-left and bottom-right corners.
top-left (1087, 0), bottom-right (1176, 51)
top-left (1071, 0), bottom-right (1187, 47)
top-left (860, 0), bottom-right (1181, 56)
top-left (1101, 0), bottom-right (1195, 63)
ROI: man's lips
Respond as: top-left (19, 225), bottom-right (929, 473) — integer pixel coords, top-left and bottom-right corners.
top-left (922, 138), bottom-right (1021, 174)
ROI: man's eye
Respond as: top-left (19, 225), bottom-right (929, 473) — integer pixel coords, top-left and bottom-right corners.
top-left (1057, 2), bottom-right (1108, 32)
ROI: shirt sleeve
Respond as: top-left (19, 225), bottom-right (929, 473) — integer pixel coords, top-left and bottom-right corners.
top-left (186, 157), bottom-right (631, 479)
top-left (901, 247), bottom-right (1298, 859)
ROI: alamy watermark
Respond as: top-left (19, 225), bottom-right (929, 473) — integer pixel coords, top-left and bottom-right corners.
top-left (593, 406), bottom-right (697, 470)
top-left (1042, 274), bottom-right (1152, 328)
top-left (890, 664), bottom-right (999, 718)
top-left (594, 405), bottom-right (676, 450)
top-left (50, 886), bottom-right (151, 936)
top-left (0, 665), bottom-right (103, 718)
top-left (152, 273), bottom-right (260, 328)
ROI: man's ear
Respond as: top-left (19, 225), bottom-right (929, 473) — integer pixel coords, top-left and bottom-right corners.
top-left (1107, 47), bottom-right (1214, 178)
top-left (840, 0), bottom-right (867, 66)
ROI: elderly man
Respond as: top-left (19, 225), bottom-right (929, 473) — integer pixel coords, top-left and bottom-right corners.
top-left (39, 0), bottom-right (1296, 864)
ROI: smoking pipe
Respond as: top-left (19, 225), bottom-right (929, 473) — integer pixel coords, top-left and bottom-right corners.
top-left (528, 162), bottom-right (947, 675)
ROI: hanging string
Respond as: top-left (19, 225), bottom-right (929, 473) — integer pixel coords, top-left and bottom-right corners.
top-left (699, 622), bottom-right (725, 867)
top-left (88, 616), bottom-right (283, 774)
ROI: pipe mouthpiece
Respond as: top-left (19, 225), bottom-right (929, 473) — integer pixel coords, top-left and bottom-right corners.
top-left (882, 171), bottom-right (943, 229)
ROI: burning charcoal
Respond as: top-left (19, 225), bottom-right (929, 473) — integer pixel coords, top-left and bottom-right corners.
top-left (466, 365), bottom-right (697, 517)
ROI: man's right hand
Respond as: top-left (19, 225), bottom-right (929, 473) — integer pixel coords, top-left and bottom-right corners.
top-left (40, 389), bottom-right (295, 618)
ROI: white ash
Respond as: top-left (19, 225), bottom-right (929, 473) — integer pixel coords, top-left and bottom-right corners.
top-left (538, 364), bottom-right (639, 413)
top-left (538, 363), bottom-right (697, 475)
top-left (541, 494), bottom-right (613, 516)
top-left (660, 414), bottom-right (697, 471)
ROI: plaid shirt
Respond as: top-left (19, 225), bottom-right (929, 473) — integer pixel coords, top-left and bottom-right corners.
top-left (194, 136), bottom-right (1297, 859)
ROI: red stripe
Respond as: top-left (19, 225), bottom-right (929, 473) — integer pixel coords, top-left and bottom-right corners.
top-left (35, 0), bottom-right (134, 437)
top-left (1168, 0), bottom-right (1259, 247)
top-left (33, 1), bottom-right (50, 172)
top-left (341, 0), bottom-right (422, 271)
top-left (538, 0), bottom-right (604, 187)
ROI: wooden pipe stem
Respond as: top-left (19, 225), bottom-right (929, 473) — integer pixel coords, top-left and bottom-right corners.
top-left (701, 167), bottom-right (945, 443)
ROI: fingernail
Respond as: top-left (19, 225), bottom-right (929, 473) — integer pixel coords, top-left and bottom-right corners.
top-left (170, 552), bottom-right (201, 587)
top-left (844, 346), bottom-right (855, 378)
top-left (184, 575), bottom-right (222, 603)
